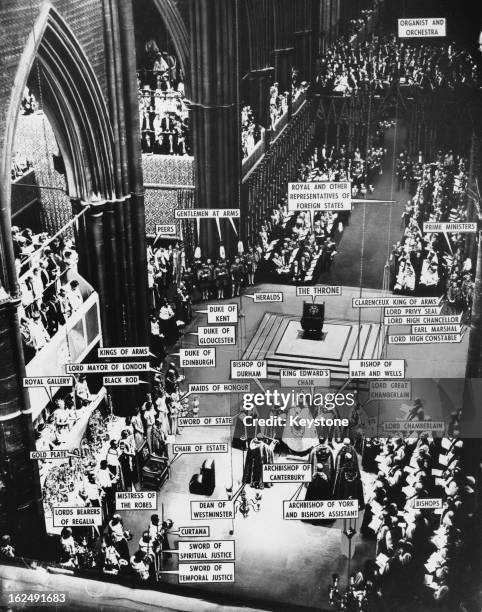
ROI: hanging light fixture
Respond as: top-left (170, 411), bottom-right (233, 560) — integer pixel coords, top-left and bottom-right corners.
top-left (194, 246), bottom-right (201, 260)
top-left (237, 240), bottom-right (244, 255)
top-left (226, 484), bottom-right (262, 518)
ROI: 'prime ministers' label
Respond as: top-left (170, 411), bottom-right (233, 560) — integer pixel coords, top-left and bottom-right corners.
top-left (296, 286), bottom-right (342, 297)
top-left (423, 222), bottom-right (476, 233)
top-left (288, 181), bottom-right (352, 211)
top-left (384, 314), bottom-right (462, 326)
top-left (178, 416), bottom-right (232, 427)
top-left (103, 376), bottom-right (140, 386)
top-left (53, 507), bottom-right (102, 527)
top-left (369, 380), bottom-right (412, 401)
top-left (383, 420), bottom-right (445, 433)
top-left (206, 304), bottom-right (238, 324)
top-left (263, 463), bottom-right (312, 483)
top-left (280, 369), bottom-right (330, 388)
top-left (231, 360), bottom-right (267, 379)
top-left (175, 209), bottom-right (240, 218)
top-left (197, 326), bottom-right (236, 346)
top-left (116, 491), bottom-right (157, 511)
top-left (191, 500), bottom-right (234, 520)
top-left (349, 359), bottom-right (405, 378)
top-left (98, 346), bottom-right (149, 358)
top-left (283, 499), bottom-right (358, 520)
top-left (353, 296), bottom-right (440, 308)
top-left (412, 498), bottom-right (443, 510)
top-left (180, 348), bottom-right (216, 368)
top-left (398, 18), bottom-right (446, 38)
top-left (388, 333), bottom-right (463, 344)
top-left (176, 540), bottom-right (234, 561)
top-left (66, 362), bottom-right (149, 373)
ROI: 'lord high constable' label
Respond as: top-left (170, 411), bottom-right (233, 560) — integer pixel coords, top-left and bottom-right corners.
top-left (349, 359), bottom-right (405, 378)
top-left (263, 463), bottom-right (312, 483)
top-left (115, 491), bottom-right (157, 511)
top-left (288, 181), bottom-right (352, 211)
top-left (398, 18), bottom-right (446, 38)
top-left (180, 348), bottom-right (216, 368)
top-left (388, 333), bottom-right (463, 344)
top-left (283, 499), bottom-right (358, 520)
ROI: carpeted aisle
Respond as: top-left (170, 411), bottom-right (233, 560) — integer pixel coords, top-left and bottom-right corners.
top-left (319, 120), bottom-right (411, 289)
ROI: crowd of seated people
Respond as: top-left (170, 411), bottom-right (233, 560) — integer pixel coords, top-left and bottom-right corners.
top-left (336, 436), bottom-right (479, 611)
top-left (12, 225), bottom-right (82, 360)
top-left (317, 34), bottom-right (480, 96)
top-left (137, 41), bottom-right (190, 155)
top-left (241, 105), bottom-right (262, 160)
top-left (256, 143), bottom-right (386, 284)
top-left (11, 151), bottom-right (33, 180)
top-left (390, 150), bottom-right (474, 311)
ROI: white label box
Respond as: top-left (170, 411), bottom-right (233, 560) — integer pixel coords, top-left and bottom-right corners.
top-left (412, 498), bottom-right (443, 510)
top-left (184, 382), bottom-right (250, 397)
top-left (155, 224), bottom-right (176, 235)
top-left (263, 463), bottom-right (312, 483)
top-left (175, 209), bottom-right (240, 218)
top-left (65, 362), bottom-right (149, 374)
top-left (178, 416), bottom-right (232, 427)
top-left (398, 18), bottom-right (446, 37)
top-left (296, 286), bottom-right (342, 297)
top-left (180, 348), bottom-right (216, 368)
top-left (231, 360), bottom-right (267, 379)
top-left (103, 376), bottom-right (140, 386)
top-left (280, 369), bottom-right (330, 388)
top-left (252, 292), bottom-right (283, 303)
top-left (176, 540), bottom-right (234, 562)
top-left (288, 181), bottom-right (352, 211)
top-left (206, 304), bottom-right (238, 324)
top-left (384, 314), bottom-right (462, 326)
top-left (283, 499), bottom-right (358, 520)
top-left (176, 562), bottom-right (235, 583)
top-left (52, 507), bottom-right (102, 527)
top-left (197, 326), bottom-right (236, 346)
top-left (369, 380), bottom-right (412, 401)
top-left (388, 333), bottom-right (463, 345)
top-left (98, 346), bottom-right (149, 358)
top-left (349, 359), bottom-right (405, 378)
top-left (384, 306), bottom-right (442, 316)
top-left (423, 221), bottom-right (476, 233)
top-left (178, 526), bottom-right (210, 537)
top-left (411, 324), bottom-right (461, 334)
top-left (353, 296), bottom-right (440, 308)
top-left (382, 420), bottom-right (445, 433)
top-left (115, 491), bottom-right (157, 511)
top-left (191, 500), bottom-right (234, 520)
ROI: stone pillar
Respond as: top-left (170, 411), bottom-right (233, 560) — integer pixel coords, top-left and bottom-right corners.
top-left (189, 0), bottom-right (241, 259)
top-left (0, 295), bottom-right (45, 557)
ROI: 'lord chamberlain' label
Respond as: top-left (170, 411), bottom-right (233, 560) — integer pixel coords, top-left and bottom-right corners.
top-left (283, 499), bottom-right (358, 520)
top-left (288, 181), bottom-right (351, 211)
top-left (349, 359), bottom-right (405, 378)
top-left (383, 420), bottom-right (445, 433)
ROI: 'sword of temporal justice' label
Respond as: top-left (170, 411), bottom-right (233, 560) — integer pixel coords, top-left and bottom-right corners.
top-left (411, 498), bottom-right (443, 510)
top-left (353, 296), bottom-right (440, 308)
top-left (98, 346), bottom-right (149, 358)
top-left (103, 376), bottom-right (140, 386)
top-left (23, 376), bottom-right (72, 388)
top-left (30, 450), bottom-right (78, 460)
top-left (180, 348), bottom-right (216, 368)
top-left (384, 314), bottom-right (462, 326)
top-left (423, 222), bottom-right (477, 233)
top-left (252, 292), bottom-right (283, 302)
top-left (383, 421), bottom-right (445, 433)
top-left (369, 380), bottom-right (412, 401)
top-left (411, 325), bottom-right (461, 334)
top-left (231, 360), bottom-right (267, 379)
top-left (398, 18), bottom-right (446, 38)
top-left (384, 306), bottom-right (442, 316)
top-left (155, 224), bottom-right (176, 235)
top-left (283, 499), bottom-right (359, 520)
top-left (178, 416), bottom-right (232, 427)
top-left (263, 463), bottom-right (312, 483)
top-left (388, 333), bottom-right (463, 345)
top-left (175, 541), bottom-right (235, 562)
top-left (167, 562), bottom-right (235, 583)
top-left (196, 326), bottom-right (236, 346)
top-left (296, 286), bottom-right (342, 297)
top-left (288, 181), bottom-right (352, 211)
top-left (349, 360), bottom-right (405, 378)
top-left (191, 500), bottom-right (234, 520)
top-left (280, 369), bottom-right (330, 388)
top-left (65, 362), bottom-right (149, 373)
top-left (178, 526), bottom-right (210, 537)
top-left (53, 507), bottom-right (102, 527)
top-left (115, 491), bottom-right (157, 511)
top-left (175, 209), bottom-right (240, 218)
top-left (204, 304), bottom-right (238, 324)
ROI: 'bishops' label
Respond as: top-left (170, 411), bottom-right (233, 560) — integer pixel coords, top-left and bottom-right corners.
top-left (412, 498), bottom-right (443, 510)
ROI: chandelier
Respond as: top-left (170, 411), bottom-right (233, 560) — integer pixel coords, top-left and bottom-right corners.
top-left (226, 484), bottom-right (262, 518)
